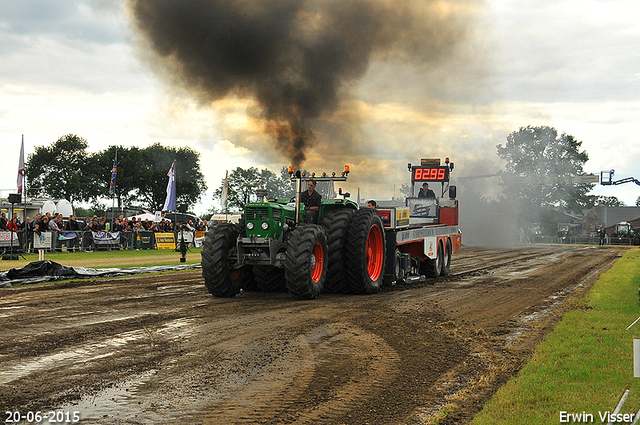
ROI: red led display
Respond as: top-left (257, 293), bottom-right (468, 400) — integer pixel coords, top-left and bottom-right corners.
top-left (412, 166), bottom-right (449, 182)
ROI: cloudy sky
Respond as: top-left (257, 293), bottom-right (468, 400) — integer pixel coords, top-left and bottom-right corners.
top-left (1, 0), bottom-right (638, 215)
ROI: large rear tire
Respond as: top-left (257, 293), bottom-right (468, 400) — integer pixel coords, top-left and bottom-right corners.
top-left (201, 223), bottom-right (252, 297)
top-left (319, 208), bottom-right (356, 293)
top-left (346, 209), bottom-right (386, 295)
top-left (284, 225), bottom-right (328, 300)
top-left (254, 265), bottom-right (287, 292)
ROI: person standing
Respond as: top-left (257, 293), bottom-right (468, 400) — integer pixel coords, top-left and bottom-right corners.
top-left (66, 214), bottom-right (81, 252)
top-left (22, 216), bottom-right (32, 252)
top-left (48, 213), bottom-right (61, 252)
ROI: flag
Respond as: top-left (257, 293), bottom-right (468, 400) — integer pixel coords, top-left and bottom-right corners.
top-left (17, 135), bottom-right (25, 196)
top-left (163, 161), bottom-right (176, 211)
top-left (221, 170), bottom-right (228, 210)
top-left (109, 157), bottom-right (117, 195)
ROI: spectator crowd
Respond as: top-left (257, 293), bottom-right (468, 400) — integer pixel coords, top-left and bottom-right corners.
top-left (0, 211), bottom-right (208, 253)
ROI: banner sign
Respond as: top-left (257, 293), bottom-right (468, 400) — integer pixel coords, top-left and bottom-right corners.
top-left (92, 231), bottom-right (120, 245)
top-left (155, 232), bottom-right (176, 250)
top-left (194, 231), bottom-right (206, 248)
top-left (57, 231), bottom-right (78, 241)
top-left (0, 231), bottom-right (20, 247)
top-left (407, 198), bottom-right (438, 218)
top-left (33, 232), bottom-right (52, 249)
top-left (176, 231), bottom-right (194, 243)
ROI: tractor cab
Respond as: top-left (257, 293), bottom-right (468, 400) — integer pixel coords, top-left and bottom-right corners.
top-left (613, 222), bottom-right (633, 236)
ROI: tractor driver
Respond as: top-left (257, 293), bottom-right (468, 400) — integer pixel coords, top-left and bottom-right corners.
top-left (301, 178), bottom-right (321, 223)
top-left (418, 182), bottom-right (436, 198)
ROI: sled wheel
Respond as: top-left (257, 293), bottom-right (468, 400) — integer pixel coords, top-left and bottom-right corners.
top-left (441, 239), bottom-right (452, 277)
top-left (420, 241), bottom-right (443, 279)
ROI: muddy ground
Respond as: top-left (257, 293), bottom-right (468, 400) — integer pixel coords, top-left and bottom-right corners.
top-left (0, 245), bottom-right (626, 424)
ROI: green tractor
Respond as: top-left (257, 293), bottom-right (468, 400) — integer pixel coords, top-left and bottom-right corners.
top-left (201, 166), bottom-right (387, 299)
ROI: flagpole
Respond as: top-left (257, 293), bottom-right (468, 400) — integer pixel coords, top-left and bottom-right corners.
top-left (17, 134), bottom-right (27, 225)
top-left (221, 170), bottom-right (229, 222)
top-left (111, 147), bottom-right (117, 221)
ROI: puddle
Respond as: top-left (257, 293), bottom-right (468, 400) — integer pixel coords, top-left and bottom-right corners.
top-left (0, 318), bottom-right (196, 385)
top-left (0, 330), bottom-right (145, 385)
top-left (57, 370), bottom-right (162, 423)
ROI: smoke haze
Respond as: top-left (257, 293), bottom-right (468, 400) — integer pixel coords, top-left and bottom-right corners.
top-left (126, 0), bottom-right (482, 167)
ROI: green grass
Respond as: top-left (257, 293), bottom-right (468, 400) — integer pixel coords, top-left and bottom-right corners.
top-left (0, 247), bottom-right (203, 271)
top-left (472, 249), bottom-right (640, 424)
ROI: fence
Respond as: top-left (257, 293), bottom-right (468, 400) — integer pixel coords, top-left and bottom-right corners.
top-left (529, 234), bottom-right (635, 246)
top-left (0, 229), bottom-right (207, 254)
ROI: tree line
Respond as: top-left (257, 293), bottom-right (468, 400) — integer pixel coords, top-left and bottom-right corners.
top-left (24, 134), bottom-right (296, 216)
top-left (25, 134), bottom-right (207, 213)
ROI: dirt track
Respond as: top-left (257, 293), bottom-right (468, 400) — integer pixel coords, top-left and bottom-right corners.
top-left (0, 245), bottom-right (626, 424)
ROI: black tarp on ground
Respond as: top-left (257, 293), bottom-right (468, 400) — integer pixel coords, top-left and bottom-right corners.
top-left (0, 260), bottom-right (201, 288)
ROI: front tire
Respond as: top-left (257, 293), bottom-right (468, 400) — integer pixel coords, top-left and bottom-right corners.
top-left (346, 209), bottom-right (386, 295)
top-left (284, 225), bottom-right (328, 300)
top-left (201, 223), bottom-right (251, 297)
top-left (254, 266), bottom-right (287, 292)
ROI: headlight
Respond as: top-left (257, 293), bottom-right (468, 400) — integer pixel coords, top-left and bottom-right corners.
top-left (246, 222), bottom-right (254, 230)
top-left (261, 222), bottom-right (269, 230)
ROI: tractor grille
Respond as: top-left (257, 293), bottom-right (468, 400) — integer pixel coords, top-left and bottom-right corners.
top-left (246, 206), bottom-right (270, 221)
top-left (272, 208), bottom-right (282, 221)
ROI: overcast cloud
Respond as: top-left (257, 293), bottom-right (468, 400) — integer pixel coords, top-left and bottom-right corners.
top-left (0, 0), bottom-right (639, 213)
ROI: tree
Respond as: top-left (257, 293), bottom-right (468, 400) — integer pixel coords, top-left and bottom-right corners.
top-left (260, 167), bottom-right (295, 200)
top-left (25, 134), bottom-right (96, 204)
top-left (595, 196), bottom-right (625, 207)
top-left (398, 183), bottom-right (412, 201)
top-left (136, 143), bottom-right (207, 211)
top-left (213, 166), bottom-right (293, 211)
top-left (497, 126), bottom-right (592, 220)
top-left (92, 144), bottom-right (206, 211)
top-left (92, 145), bottom-right (146, 208)
top-left (214, 167), bottom-right (260, 211)
top-left (636, 196), bottom-right (640, 207)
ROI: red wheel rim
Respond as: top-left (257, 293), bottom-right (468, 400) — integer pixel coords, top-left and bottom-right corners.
top-left (310, 241), bottom-right (324, 283)
top-left (229, 268), bottom-right (240, 280)
top-left (366, 225), bottom-right (384, 281)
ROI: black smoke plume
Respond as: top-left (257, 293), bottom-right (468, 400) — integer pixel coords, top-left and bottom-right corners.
top-left (127, 0), bottom-right (476, 167)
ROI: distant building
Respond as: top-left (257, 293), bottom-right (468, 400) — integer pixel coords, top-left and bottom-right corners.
top-left (587, 205), bottom-right (640, 234)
